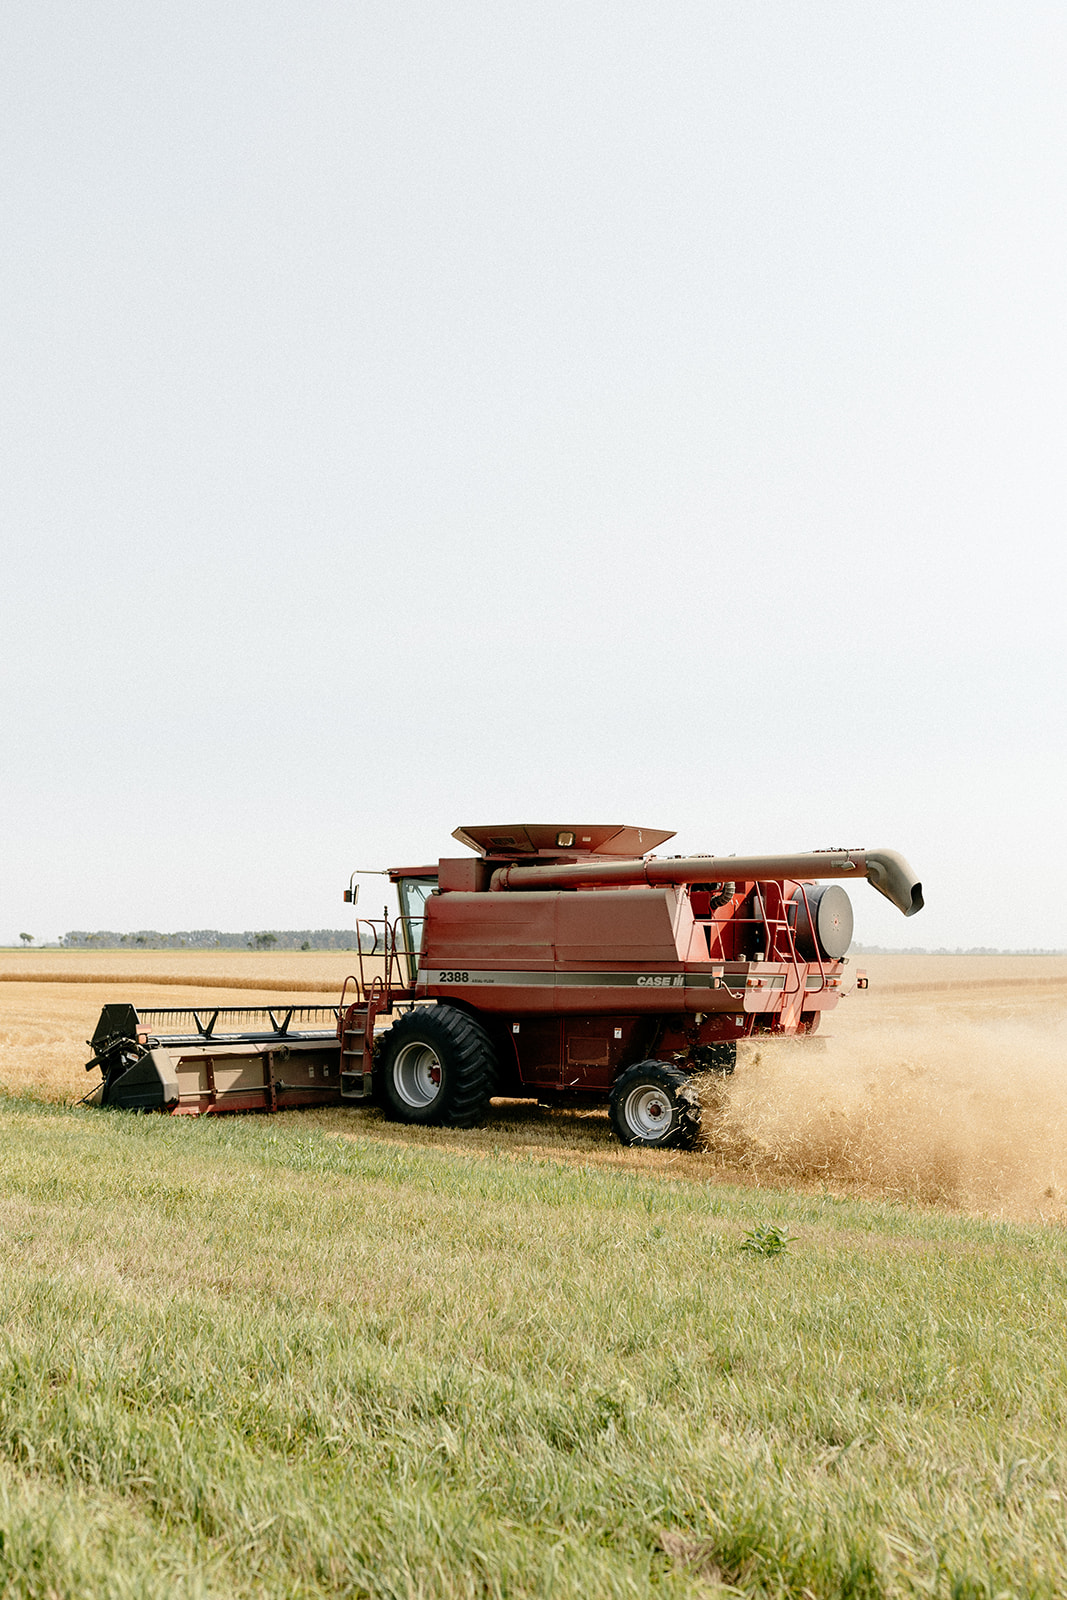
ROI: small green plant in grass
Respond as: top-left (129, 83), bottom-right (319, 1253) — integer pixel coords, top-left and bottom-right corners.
top-left (739, 1221), bottom-right (796, 1257)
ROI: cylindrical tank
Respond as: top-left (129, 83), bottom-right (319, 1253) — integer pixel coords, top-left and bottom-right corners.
top-left (791, 884), bottom-right (854, 960)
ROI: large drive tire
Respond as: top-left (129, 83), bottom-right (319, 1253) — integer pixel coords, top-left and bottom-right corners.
top-left (378, 1005), bottom-right (496, 1129)
top-left (609, 1060), bottom-right (702, 1150)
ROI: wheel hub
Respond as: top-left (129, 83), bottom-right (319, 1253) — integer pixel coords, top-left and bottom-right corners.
top-left (393, 1041), bottom-right (445, 1108)
top-left (624, 1085), bottom-right (674, 1139)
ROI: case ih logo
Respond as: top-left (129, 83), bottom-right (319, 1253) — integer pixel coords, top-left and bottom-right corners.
top-left (636, 974), bottom-right (684, 988)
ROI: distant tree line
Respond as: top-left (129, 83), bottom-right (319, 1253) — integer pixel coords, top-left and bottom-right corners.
top-left (59, 929), bottom-right (373, 951)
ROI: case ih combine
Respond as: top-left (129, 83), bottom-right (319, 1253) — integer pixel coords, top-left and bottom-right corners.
top-left (87, 824), bottom-right (922, 1148)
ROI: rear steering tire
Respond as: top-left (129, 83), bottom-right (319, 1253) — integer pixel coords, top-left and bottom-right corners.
top-left (378, 1005), bottom-right (496, 1129)
top-left (609, 1060), bottom-right (702, 1150)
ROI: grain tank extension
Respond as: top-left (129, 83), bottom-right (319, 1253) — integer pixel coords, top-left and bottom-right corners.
top-left (87, 823), bottom-right (922, 1148)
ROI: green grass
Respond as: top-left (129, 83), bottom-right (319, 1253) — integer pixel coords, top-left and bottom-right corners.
top-left (0, 1099), bottom-right (1065, 1597)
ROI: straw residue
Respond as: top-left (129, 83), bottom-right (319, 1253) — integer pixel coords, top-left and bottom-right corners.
top-left (702, 1016), bottom-right (1067, 1218)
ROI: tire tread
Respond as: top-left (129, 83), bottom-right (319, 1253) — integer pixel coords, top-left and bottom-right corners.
top-left (379, 1005), bottom-right (496, 1128)
top-left (609, 1059), bottom-right (702, 1150)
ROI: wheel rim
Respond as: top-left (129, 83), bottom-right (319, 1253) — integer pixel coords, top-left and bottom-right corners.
top-left (392, 1041), bottom-right (444, 1108)
top-left (623, 1084), bottom-right (674, 1140)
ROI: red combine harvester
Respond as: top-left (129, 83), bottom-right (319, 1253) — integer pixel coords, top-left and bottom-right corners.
top-left (87, 823), bottom-right (922, 1147)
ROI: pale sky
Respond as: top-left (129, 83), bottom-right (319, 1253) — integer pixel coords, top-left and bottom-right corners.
top-left (2, 2), bottom-right (1064, 950)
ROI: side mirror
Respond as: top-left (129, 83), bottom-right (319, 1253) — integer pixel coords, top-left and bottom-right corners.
top-left (343, 876), bottom-right (359, 905)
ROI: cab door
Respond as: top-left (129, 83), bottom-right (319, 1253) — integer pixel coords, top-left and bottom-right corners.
top-left (395, 876), bottom-right (438, 985)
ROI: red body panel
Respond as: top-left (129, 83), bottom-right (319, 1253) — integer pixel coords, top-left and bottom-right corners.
top-left (418, 887), bottom-right (682, 975)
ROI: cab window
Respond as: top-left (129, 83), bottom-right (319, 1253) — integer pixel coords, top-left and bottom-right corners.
top-left (395, 876), bottom-right (437, 976)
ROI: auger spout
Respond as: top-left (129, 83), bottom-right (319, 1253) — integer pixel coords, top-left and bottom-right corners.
top-left (489, 847), bottom-right (923, 916)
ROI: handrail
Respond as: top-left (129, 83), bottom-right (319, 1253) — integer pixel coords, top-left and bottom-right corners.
top-left (693, 882), bottom-right (832, 1000)
top-left (350, 916), bottom-right (423, 1010)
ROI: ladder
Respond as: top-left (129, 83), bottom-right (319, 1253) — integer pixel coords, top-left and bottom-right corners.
top-left (338, 975), bottom-right (385, 1100)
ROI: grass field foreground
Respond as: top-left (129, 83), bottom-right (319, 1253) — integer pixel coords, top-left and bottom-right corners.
top-left (1, 1097), bottom-right (1066, 1597)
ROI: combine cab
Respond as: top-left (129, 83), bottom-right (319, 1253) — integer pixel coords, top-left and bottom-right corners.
top-left (87, 823), bottom-right (922, 1148)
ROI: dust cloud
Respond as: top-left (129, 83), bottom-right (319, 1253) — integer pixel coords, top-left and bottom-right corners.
top-left (701, 1016), bottom-right (1067, 1220)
